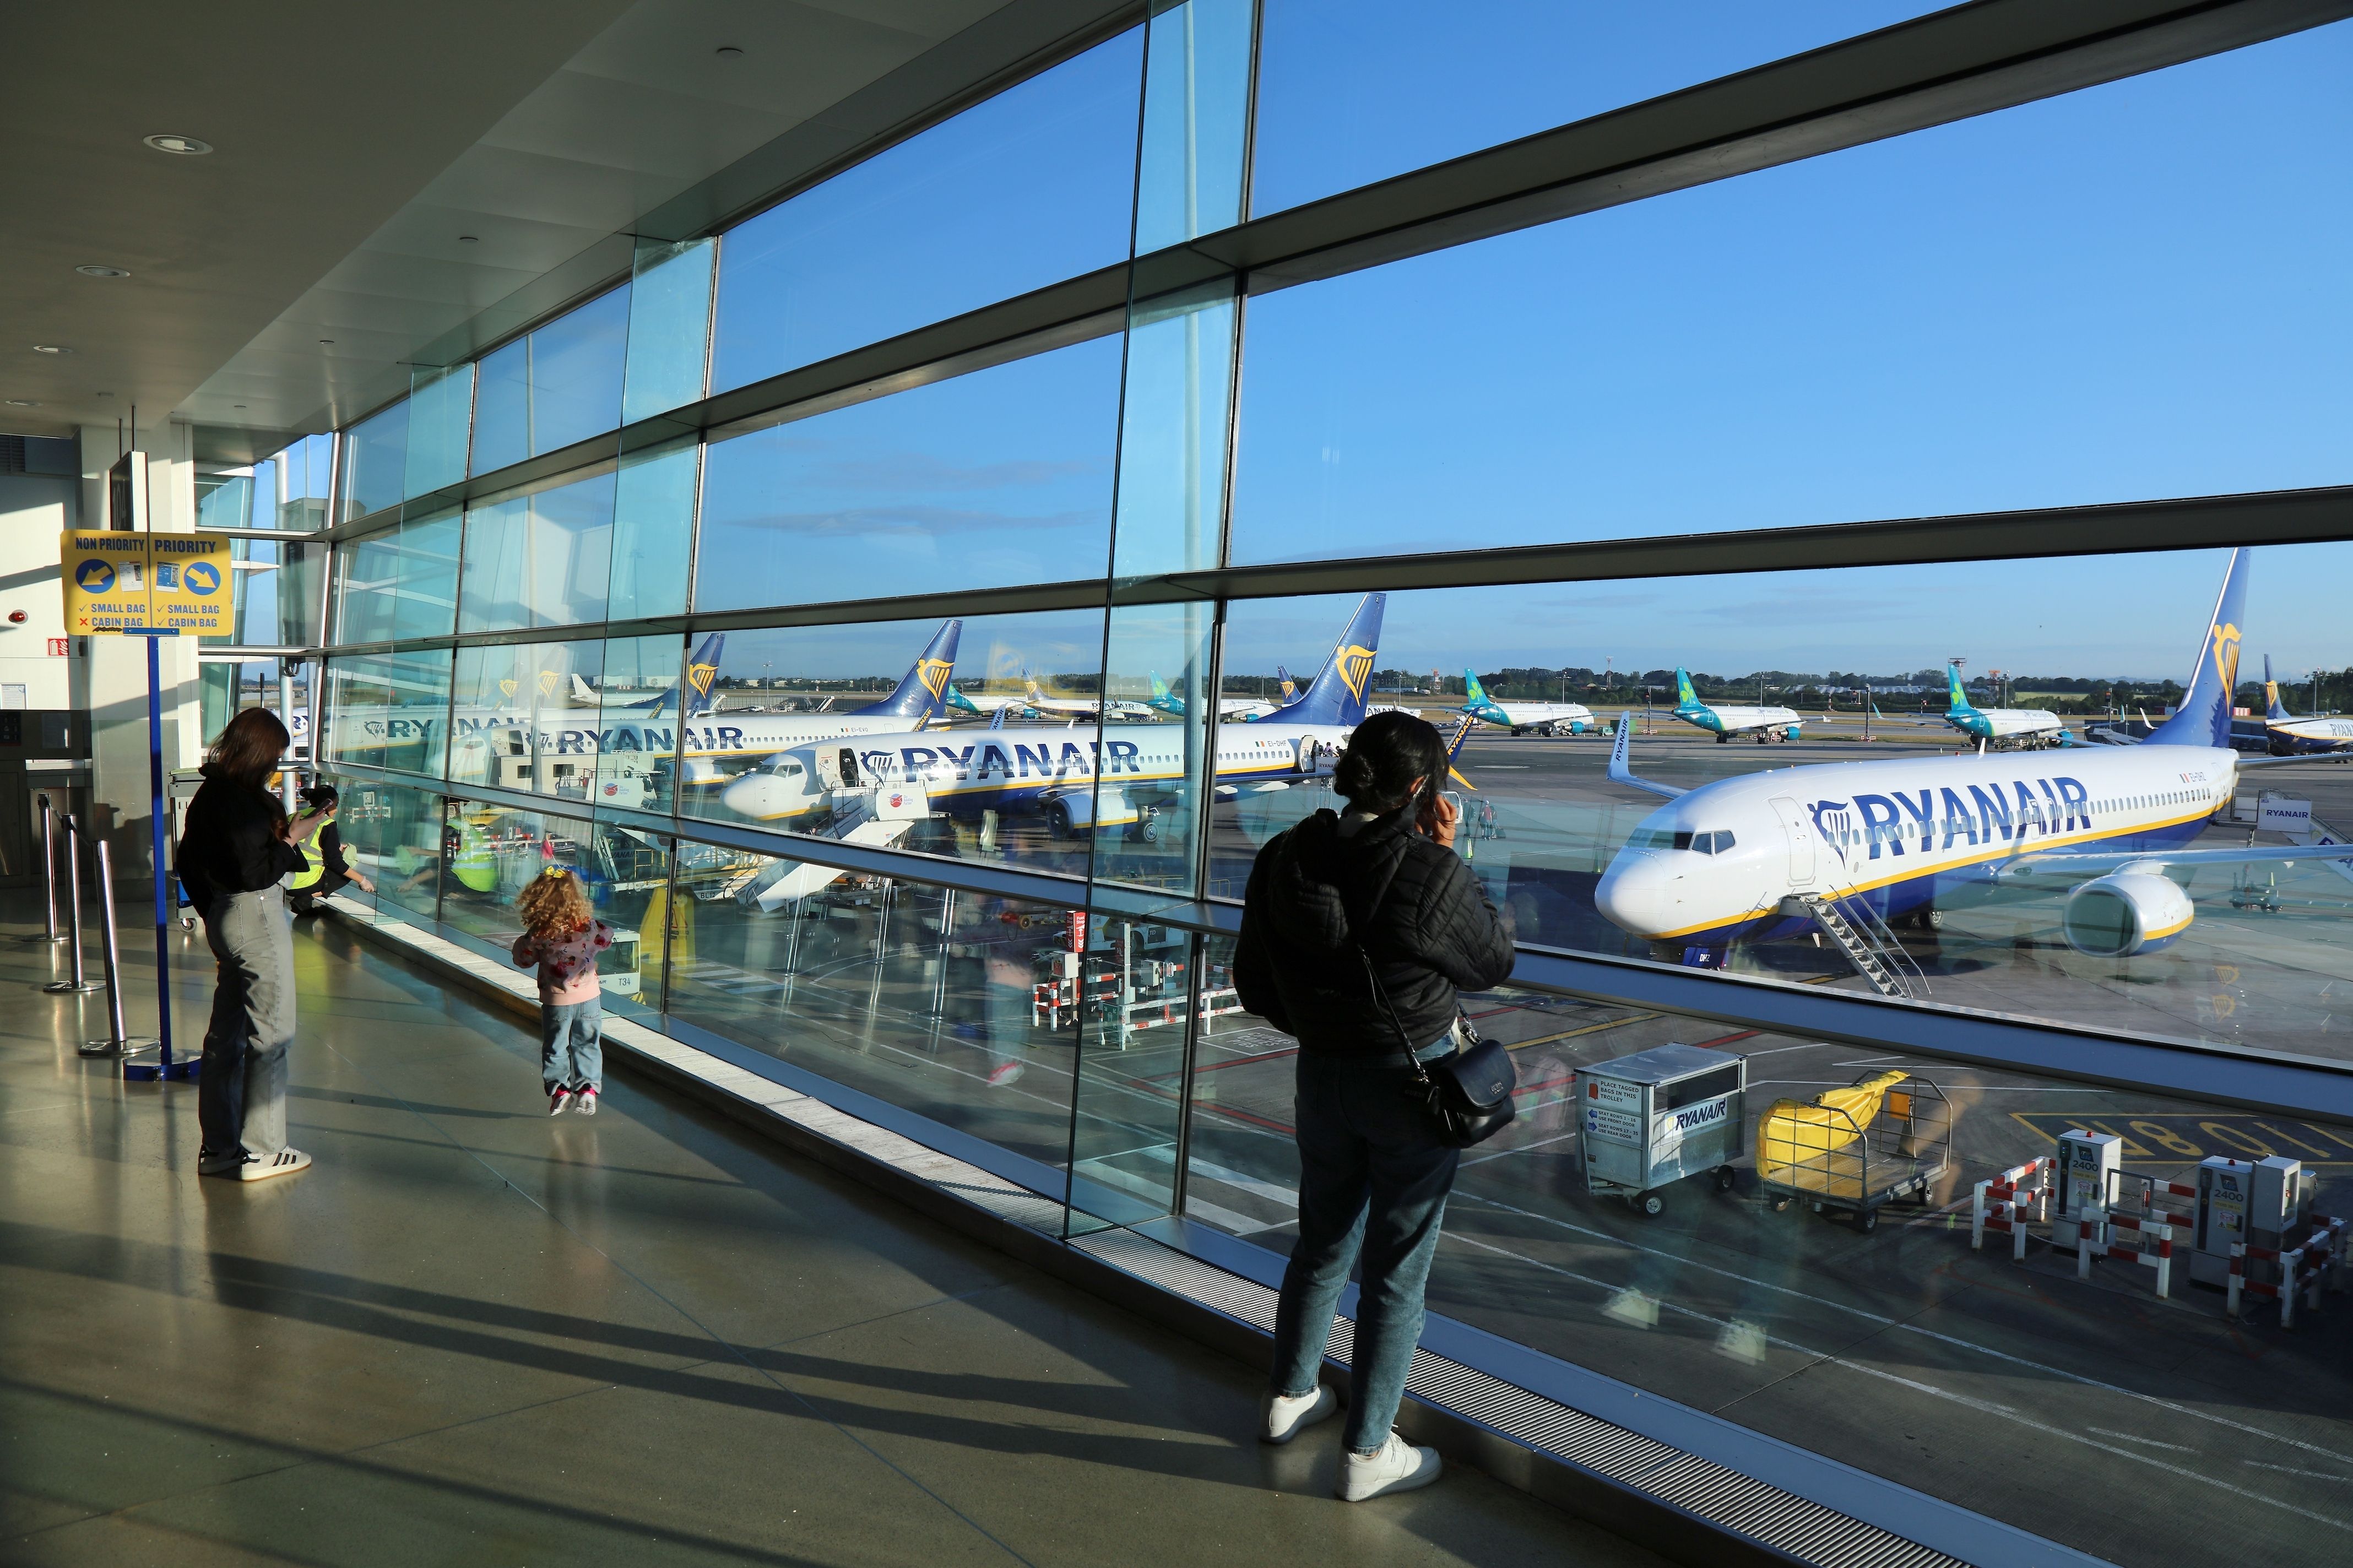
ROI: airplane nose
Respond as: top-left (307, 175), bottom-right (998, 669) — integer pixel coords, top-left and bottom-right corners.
top-left (722, 773), bottom-right (794, 820)
top-left (1595, 849), bottom-right (1673, 937)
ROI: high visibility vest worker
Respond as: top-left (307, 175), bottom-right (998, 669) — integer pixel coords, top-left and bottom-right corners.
top-left (289, 818), bottom-right (330, 890)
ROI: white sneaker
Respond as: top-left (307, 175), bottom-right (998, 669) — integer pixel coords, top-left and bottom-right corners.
top-left (1337, 1432), bottom-right (1442, 1501)
top-left (1260, 1385), bottom-right (1337, 1444)
top-left (234, 1148), bottom-right (311, 1182)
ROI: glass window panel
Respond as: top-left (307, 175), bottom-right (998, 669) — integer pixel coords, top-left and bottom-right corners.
top-left (666, 856), bottom-right (1082, 1177)
top-left (675, 609), bottom-right (1115, 885)
top-left (449, 638), bottom-right (605, 805)
top-left (530, 286), bottom-right (630, 455)
top-left (608, 440), bottom-right (695, 623)
top-left (621, 237), bottom-right (714, 425)
top-left (1091, 600), bottom-right (1212, 897)
top-left (404, 363), bottom-right (473, 498)
top-left (277, 433), bottom-right (333, 529)
top-left (709, 30), bottom-right (1142, 393)
top-left (1134, 0), bottom-right (1253, 252)
top-left (592, 634), bottom-right (684, 817)
top-left (323, 649), bottom-right (450, 779)
top-left (1183, 963), bottom-right (2353, 1565)
top-left (457, 469), bottom-right (619, 633)
top-left (327, 775), bottom-right (444, 926)
top-left (1215, 542), bottom-right (2353, 1059)
top-left (195, 466), bottom-right (254, 529)
top-left (334, 513), bottom-right (460, 644)
top-left (338, 399), bottom-right (409, 521)
top-left (1112, 283), bottom-right (1234, 579)
top-left (1229, 29), bottom-right (2353, 565)
top-left (439, 799), bottom-right (671, 1021)
top-left (470, 339), bottom-right (529, 475)
top-left (696, 339), bottom-right (1121, 612)
top-left (210, 538), bottom-right (321, 648)
top-left (1250, 0), bottom-right (1943, 217)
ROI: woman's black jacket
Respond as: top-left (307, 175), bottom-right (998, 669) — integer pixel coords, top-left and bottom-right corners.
top-left (1233, 807), bottom-right (1515, 1059)
top-left (177, 764), bottom-right (306, 910)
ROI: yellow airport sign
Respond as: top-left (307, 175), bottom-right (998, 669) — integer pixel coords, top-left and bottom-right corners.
top-left (61, 531), bottom-right (231, 636)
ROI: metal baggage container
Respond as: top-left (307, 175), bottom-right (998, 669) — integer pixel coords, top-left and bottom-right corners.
top-left (1574, 1043), bottom-right (1747, 1216)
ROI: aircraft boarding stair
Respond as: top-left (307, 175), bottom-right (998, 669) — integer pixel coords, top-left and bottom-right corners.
top-left (1794, 892), bottom-right (1925, 1000)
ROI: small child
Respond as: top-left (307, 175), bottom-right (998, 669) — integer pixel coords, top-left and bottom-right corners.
top-left (511, 867), bottom-right (613, 1115)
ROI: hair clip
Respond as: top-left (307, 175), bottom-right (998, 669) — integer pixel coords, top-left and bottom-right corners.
top-left (541, 866), bottom-right (567, 879)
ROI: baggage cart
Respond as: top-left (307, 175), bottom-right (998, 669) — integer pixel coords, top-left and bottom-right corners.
top-left (1574, 1043), bottom-right (1747, 1216)
top-left (1756, 1070), bottom-right (1951, 1233)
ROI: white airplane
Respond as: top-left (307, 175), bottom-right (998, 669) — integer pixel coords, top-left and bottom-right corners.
top-left (2260, 656), bottom-right (2353, 755)
top-left (1927, 663), bottom-right (2069, 749)
top-left (1460, 668), bottom-right (1593, 736)
top-left (1145, 672), bottom-right (1277, 722)
top-left (1595, 549), bottom-right (2348, 966)
top-left (1667, 668), bottom-right (1803, 744)
top-left (717, 594), bottom-right (1393, 836)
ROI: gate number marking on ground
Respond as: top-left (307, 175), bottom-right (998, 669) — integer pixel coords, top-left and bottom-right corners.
top-left (2012, 1111), bottom-right (2353, 1164)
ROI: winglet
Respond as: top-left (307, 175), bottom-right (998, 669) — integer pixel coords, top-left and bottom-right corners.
top-left (988, 703), bottom-right (1009, 731)
top-left (1608, 713), bottom-right (1687, 800)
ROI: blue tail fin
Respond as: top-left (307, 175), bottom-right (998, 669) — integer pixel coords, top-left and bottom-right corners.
top-left (1146, 671), bottom-right (1186, 716)
top-left (2146, 549), bottom-right (2248, 748)
top-left (1268, 594), bottom-right (1384, 728)
top-left (2264, 654), bottom-right (2292, 721)
top-left (853, 619), bottom-right (962, 723)
top-left (1276, 665), bottom-right (1298, 704)
top-left (675, 632), bottom-right (725, 717)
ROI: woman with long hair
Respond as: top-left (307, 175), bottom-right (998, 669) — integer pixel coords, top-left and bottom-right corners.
top-left (180, 707), bottom-right (317, 1181)
top-left (1233, 710), bottom-right (1515, 1500)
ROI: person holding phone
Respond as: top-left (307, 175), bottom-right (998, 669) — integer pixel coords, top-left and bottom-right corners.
top-left (1232, 710), bottom-right (1515, 1500)
top-left (178, 708), bottom-right (313, 1182)
top-left (285, 785), bottom-right (376, 916)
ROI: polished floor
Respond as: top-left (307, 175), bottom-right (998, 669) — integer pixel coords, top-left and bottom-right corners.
top-left (0, 895), bottom-right (1664, 1567)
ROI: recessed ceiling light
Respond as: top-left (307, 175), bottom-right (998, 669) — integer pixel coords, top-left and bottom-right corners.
top-left (234, 404), bottom-right (248, 410)
top-left (75, 264), bottom-right (131, 279)
top-left (94, 391), bottom-right (113, 398)
top-left (458, 234), bottom-right (479, 243)
top-left (318, 338), bottom-right (335, 345)
top-left (31, 344), bottom-right (71, 355)
top-left (4, 399), bottom-right (39, 408)
top-left (144, 134), bottom-right (214, 155)
top-left (715, 45), bottom-right (743, 57)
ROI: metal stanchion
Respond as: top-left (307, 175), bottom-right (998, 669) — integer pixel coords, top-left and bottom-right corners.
top-left (24, 795), bottom-right (66, 944)
top-left (79, 842), bottom-right (157, 1059)
top-left (42, 816), bottom-right (101, 995)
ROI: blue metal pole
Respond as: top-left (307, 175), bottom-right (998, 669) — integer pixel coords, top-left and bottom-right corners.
top-left (148, 633), bottom-right (172, 1066)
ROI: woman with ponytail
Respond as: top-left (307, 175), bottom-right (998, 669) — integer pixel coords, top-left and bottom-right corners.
top-left (1233, 710), bottom-right (1515, 1500)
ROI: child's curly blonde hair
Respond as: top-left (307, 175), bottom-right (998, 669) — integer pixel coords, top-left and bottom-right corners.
top-left (516, 866), bottom-right (592, 938)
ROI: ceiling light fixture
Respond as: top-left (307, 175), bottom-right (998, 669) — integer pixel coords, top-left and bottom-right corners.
top-left (4, 399), bottom-right (39, 408)
top-left (234, 404), bottom-right (248, 410)
top-left (31, 345), bottom-right (71, 355)
top-left (318, 338), bottom-right (334, 345)
top-left (75, 265), bottom-right (131, 279)
top-left (144, 133), bottom-right (214, 155)
top-left (715, 45), bottom-right (743, 57)
top-left (458, 234), bottom-right (479, 243)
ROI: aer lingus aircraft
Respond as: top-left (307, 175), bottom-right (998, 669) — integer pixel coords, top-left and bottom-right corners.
top-left (717, 594), bottom-right (1391, 837)
top-left (1667, 669), bottom-right (1803, 744)
top-left (1923, 663), bottom-right (2072, 750)
top-left (1595, 549), bottom-right (2349, 967)
top-left (1145, 672), bottom-right (1277, 723)
top-left (1460, 669), bottom-right (1593, 736)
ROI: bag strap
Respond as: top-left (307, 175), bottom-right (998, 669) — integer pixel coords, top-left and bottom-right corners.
top-left (1355, 943), bottom-right (1436, 1087)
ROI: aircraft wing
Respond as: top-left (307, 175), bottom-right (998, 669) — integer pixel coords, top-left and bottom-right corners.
top-left (1607, 712), bottom-right (1685, 800)
top-left (1995, 840), bottom-right (2353, 881)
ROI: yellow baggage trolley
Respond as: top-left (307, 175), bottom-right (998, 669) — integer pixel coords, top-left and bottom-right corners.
top-left (1756, 1070), bottom-right (1951, 1233)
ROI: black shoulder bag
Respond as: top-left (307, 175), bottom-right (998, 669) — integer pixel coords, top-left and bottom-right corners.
top-left (1355, 947), bottom-right (1517, 1148)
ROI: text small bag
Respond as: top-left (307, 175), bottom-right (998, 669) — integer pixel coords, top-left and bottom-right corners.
top-left (1358, 949), bottom-right (1517, 1147)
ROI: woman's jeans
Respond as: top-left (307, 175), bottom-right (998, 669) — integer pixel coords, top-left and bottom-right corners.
top-left (197, 887), bottom-right (297, 1159)
top-left (1270, 1045), bottom-right (1461, 1451)
top-left (540, 999), bottom-right (604, 1092)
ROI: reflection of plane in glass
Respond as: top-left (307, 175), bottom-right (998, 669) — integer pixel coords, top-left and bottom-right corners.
top-left (1596, 549), bottom-right (2352, 976)
top-left (2259, 655), bottom-right (2353, 754)
top-left (718, 594), bottom-right (1395, 841)
top-left (1460, 668), bottom-right (1592, 736)
top-left (1145, 671), bottom-right (1276, 723)
top-left (1666, 668), bottom-right (1803, 744)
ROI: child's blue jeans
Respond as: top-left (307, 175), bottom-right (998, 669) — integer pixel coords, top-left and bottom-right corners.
top-left (540, 999), bottom-right (604, 1093)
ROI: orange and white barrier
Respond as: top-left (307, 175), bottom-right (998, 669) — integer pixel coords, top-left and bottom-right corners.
top-left (2077, 1209), bottom-right (2186, 1299)
top-left (1971, 1157), bottom-right (2050, 1261)
top-left (2229, 1217), bottom-right (2346, 1326)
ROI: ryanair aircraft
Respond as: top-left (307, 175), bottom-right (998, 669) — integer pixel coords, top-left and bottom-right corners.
top-left (718, 594), bottom-right (1388, 837)
top-left (1460, 669), bottom-right (1593, 735)
top-left (1666, 668), bottom-right (1804, 744)
top-left (1596, 550), bottom-right (2349, 963)
top-left (2260, 656), bottom-right (2353, 755)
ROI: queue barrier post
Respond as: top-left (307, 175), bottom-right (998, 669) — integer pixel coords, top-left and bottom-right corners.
top-left (25, 795), bottom-right (66, 945)
top-left (41, 815), bottom-right (101, 995)
top-left (77, 840), bottom-right (160, 1061)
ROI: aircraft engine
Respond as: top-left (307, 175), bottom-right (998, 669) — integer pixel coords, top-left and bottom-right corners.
top-left (2060, 871), bottom-right (2192, 957)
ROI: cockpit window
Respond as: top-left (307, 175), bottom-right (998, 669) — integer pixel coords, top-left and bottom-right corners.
top-left (1630, 827), bottom-right (1733, 854)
